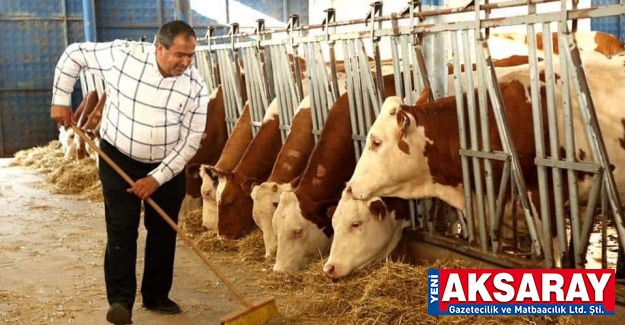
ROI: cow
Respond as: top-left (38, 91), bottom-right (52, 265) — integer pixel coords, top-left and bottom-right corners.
top-left (323, 191), bottom-right (410, 278)
top-left (271, 73), bottom-right (421, 274)
top-left (197, 103), bottom-right (253, 230)
top-left (250, 95), bottom-right (314, 258)
top-left (178, 86), bottom-right (228, 219)
top-left (209, 97), bottom-right (283, 239)
top-left (345, 56), bottom-right (625, 264)
top-left (490, 31), bottom-right (625, 59)
top-left (59, 90), bottom-right (99, 160)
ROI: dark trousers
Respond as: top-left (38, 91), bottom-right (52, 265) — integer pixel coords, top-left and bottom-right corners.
top-left (99, 140), bottom-right (185, 308)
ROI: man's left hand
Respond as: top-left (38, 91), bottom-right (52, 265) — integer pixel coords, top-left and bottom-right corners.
top-left (127, 176), bottom-right (159, 200)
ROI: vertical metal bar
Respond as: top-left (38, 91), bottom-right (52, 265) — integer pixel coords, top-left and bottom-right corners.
top-left (312, 47), bottom-right (328, 126)
top-left (525, 19), bottom-right (552, 265)
top-left (464, 30), bottom-right (488, 252)
top-left (304, 43), bottom-right (320, 143)
top-left (241, 49), bottom-right (255, 134)
top-left (315, 43), bottom-right (331, 123)
top-left (493, 160), bottom-right (512, 238)
top-left (60, 0), bottom-right (69, 47)
top-left (343, 40), bottom-right (360, 159)
top-left (542, 23), bottom-right (567, 266)
top-left (271, 46), bottom-right (288, 138)
top-left (156, 0), bottom-right (163, 27)
top-left (451, 30), bottom-right (474, 244)
top-left (481, 42), bottom-right (543, 259)
top-left (82, 0), bottom-right (97, 42)
top-left (400, 35), bottom-right (413, 105)
top-left (328, 42), bottom-right (340, 101)
top-left (563, 34), bottom-right (625, 260)
top-left (307, 44), bottom-right (323, 134)
top-left (578, 176), bottom-right (603, 266)
top-left (356, 43), bottom-right (377, 127)
top-left (475, 38), bottom-right (498, 253)
top-left (348, 40), bottom-right (366, 158)
top-left (225, 0), bottom-right (230, 24)
top-left (390, 37), bottom-right (403, 100)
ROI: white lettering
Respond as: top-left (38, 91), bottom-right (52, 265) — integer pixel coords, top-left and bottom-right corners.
top-left (566, 273), bottom-right (589, 301)
top-left (468, 273), bottom-right (492, 301)
top-left (587, 273), bottom-right (611, 301)
top-left (542, 273), bottom-right (564, 301)
top-left (442, 274), bottom-right (465, 302)
top-left (516, 273), bottom-right (540, 301)
top-left (493, 273), bottom-right (514, 302)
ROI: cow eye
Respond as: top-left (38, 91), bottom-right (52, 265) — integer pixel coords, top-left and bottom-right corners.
top-left (293, 228), bottom-right (303, 238)
top-left (351, 221), bottom-right (362, 228)
top-left (370, 138), bottom-right (382, 150)
top-left (272, 202), bottom-right (279, 208)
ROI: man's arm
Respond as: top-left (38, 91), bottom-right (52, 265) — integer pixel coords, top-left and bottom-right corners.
top-left (149, 83), bottom-right (210, 186)
top-left (50, 40), bottom-right (121, 126)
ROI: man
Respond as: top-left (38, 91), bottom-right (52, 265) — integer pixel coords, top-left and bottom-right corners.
top-left (50, 20), bottom-right (208, 325)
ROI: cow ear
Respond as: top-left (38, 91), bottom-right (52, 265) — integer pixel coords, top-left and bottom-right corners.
top-left (186, 164), bottom-right (201, 178)
top-left (415, 87), bottom-right (431, 105)
top-left (396, 109), bottom-right (412, 155)
top-left (397, 109), bottom-right (411, 139)
top-left (326, 205), bottom-right (338, 219)
top-left (368, 199), bottom-right (387, 221)
top-left (289, 174), bottom-right (303, 188)
top-left (241, 177), bottom-right (262, 196)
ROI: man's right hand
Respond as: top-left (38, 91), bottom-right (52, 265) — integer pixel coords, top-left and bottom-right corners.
top-left (51, 106), bottom-right (74, 127)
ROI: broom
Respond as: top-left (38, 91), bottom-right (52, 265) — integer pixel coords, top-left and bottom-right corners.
top-left (70, 124), bottom-right (280, 325)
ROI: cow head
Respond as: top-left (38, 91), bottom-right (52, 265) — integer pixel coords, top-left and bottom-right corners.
top-left (323, 191), bottom-right (410, 278)
top-left (198, 164), bottom-right (220, 230)
top-left (250, 181), bottom-right (294, 258)
top-left (272, 191), bottom-right (334, 274)
top-left (346, 94), bottom-right (431, 201)
top-left (210, 168), bottom-right (258, 239)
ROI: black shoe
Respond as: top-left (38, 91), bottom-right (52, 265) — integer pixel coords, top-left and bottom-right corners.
top-left (141, 297), bottom-right (181, 315)
top-left (106, 303), bottom-right (133, 325)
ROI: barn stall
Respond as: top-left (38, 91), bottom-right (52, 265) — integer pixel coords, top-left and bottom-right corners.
top-left (2, 0), bottom-right (625, 324)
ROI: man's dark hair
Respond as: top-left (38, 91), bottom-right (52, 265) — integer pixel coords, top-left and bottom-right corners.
top-left (155, 20), bottom-right (196, 49)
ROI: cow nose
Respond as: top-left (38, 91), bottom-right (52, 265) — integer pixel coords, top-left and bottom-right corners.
top-left (323, 264), bottom-right (336, 278)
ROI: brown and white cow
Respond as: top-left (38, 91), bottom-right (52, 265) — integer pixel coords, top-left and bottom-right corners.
top-left (210, 97), bottom-right (283, 239)
top-left (346, 57), bottom-right (625, 261)
top-left (323, 190), bottom-right (410, 278)
top-left (59, 90), bottom-right (99, 160)
top-left (250, 95), bottom-right (314, 257)
top-left (272, 73), bottom-right (410, 273)
top-left (179, 86), bottom-right (227, 219)
top-left (197, 102), bottom-right (253, 230)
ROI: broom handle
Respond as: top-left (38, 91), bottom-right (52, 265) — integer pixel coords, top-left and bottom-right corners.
top-left (70, 124), bottom-right (254, 308)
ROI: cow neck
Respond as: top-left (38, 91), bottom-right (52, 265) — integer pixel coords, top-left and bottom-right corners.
top-left (406, 95), bottom-right (464, 187)
top-left (214, 104), bottom-right (253, 171)
top-left (268, 107), bottom-right (314, 184)
top-left (232, 113), bottom-right (282, 185)
top-left (188, 86), bottom-right (227, 166)
top-left (296, 193), bottom-right (334, 237)
top-left (295, 94), bottom-right (356, 219)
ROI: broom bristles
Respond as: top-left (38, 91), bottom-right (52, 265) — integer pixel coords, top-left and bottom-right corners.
top-left (220, 297), bottom-right (280, 325)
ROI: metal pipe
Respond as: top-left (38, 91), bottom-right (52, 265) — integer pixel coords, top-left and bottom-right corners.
top-left (542, 23), bottom-right (566, 266)
top-left (174, 0), bottom-right (191, 24)
top-left (390, 37), bottom-right (403, 100)
top-left (475, 39), bottom-right (497, 252)
top-left (451, 30), bottom-right (474, 244)
top-left (157, 0), bottom-right (164, 26)
top-left (303, 44), bottom-right (320, 143)
top-left (342, 40), bottom-right (360, 158)
top-left (81, 0), bottom-right (98, 42)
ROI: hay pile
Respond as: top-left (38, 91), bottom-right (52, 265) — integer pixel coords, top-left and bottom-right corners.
top-left (10, 140), bottom-right (103, 201)
top-left (181, 207), bottom-right (205, 234)
top-left (259, 259), bottom-right (581, 325)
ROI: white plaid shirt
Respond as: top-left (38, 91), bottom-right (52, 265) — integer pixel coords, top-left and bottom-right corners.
top-left (52, 40), bottom-right (209, 185)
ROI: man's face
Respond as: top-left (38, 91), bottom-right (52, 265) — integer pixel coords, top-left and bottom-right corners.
top-left (155, 34), bottom-right (196, 77)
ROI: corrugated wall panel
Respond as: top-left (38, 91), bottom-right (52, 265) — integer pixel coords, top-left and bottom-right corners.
top-left (0, 0), bottom-right (84, 156)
